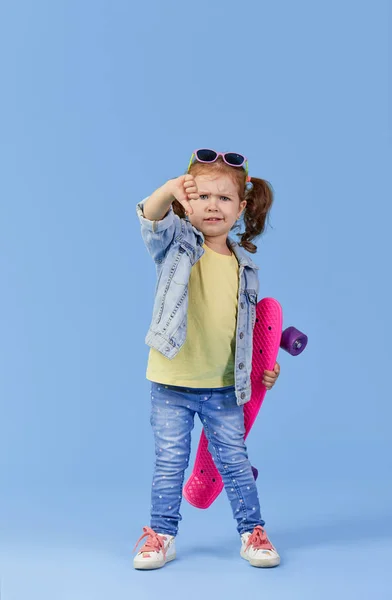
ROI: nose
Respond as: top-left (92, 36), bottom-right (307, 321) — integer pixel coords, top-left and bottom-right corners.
top-left (206, 196), bottom-right (219, 211)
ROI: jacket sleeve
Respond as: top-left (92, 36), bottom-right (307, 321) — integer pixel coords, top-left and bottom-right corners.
top-left (136, 197), bottom-right (178, 263)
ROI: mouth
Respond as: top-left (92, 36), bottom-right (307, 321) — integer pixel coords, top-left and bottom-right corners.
top-left (204, 218), bottom-right (223, 222)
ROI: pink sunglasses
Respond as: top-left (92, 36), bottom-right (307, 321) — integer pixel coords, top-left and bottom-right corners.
top-left (187, 148), bottom-right (249, 179)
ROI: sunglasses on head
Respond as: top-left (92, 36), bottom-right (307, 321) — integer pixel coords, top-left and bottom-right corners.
top-left (187, 149), bottom-right (249, 178)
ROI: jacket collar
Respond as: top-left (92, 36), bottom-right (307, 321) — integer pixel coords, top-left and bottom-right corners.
top-left (192, 224), bottom-right (259, 271)
top-left (227, 236), bottom-right (259, 270)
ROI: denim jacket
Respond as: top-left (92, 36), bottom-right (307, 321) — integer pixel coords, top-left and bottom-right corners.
top-left (136, 197), bottom-right (260, 406)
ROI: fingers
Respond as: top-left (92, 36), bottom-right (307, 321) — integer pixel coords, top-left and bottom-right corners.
top-left (183, 202), bottom-right (194, 215)
top-left (183, 176), bottom-right (199, 201)
top-left (186, 192), bottom-right (199, 200)
top-left (262, 373), bottom-right (276, 389)
top-left (182, 175), bottom-right (198, 215)
top-left (171, 175), bottom-right (198, 215)
top-left (263, 363), bottom-right (280, 390)
top-left (263, 364), bottom-right (280, 379)
top-left (263, 370), bottom-right (275, 378)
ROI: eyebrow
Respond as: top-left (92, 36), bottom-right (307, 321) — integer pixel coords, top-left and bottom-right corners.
top-left (198, 191), bottom-right (234, 198)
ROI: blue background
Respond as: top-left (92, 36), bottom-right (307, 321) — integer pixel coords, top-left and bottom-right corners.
top-left (0, 0), bottom-right (391, 597)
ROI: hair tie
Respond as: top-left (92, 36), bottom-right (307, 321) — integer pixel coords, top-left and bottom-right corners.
top-left (245, 174), bottom-right (253, 190)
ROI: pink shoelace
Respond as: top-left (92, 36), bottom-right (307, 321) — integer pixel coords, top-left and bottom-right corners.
top-left (245, 526), bottom-right (274, 551)
top-left (133, 526), bottom-right (167, 559)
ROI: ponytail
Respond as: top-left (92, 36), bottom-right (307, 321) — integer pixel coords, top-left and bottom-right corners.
top-left (236, 177), bottom-right (274, 254)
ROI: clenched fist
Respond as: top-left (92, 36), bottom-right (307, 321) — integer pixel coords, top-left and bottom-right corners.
top-left (263, 362), bottom-right (280, 390)
top-left (166, 174), bottom-right (199, 216)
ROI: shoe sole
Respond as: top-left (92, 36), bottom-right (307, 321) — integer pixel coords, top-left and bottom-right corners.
top-left (134, 553), bottom-right (176, 570)
top-left (240, 549), bottom-right (280, 568)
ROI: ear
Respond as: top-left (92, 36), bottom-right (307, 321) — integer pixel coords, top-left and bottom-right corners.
top-left (237, 200), bottom-right (247, 219)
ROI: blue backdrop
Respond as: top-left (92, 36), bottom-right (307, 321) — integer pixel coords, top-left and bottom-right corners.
top-left (0, 0), bottom-right (391, 598)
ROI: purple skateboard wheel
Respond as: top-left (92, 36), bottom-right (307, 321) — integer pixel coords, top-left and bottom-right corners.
top-left (281, 326), bottom-right (308, 356)
top-left (252, 466), bottom-right (259, 481)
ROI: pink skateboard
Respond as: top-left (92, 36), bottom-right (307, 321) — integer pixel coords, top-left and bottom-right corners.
top-left (183, 297), bottom-right (307, 509)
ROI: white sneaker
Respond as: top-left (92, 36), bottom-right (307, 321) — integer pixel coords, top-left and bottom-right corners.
top-left (240, 525), bottom-right (280, 568)
top-left (133, 526), bottom-right (176, 570)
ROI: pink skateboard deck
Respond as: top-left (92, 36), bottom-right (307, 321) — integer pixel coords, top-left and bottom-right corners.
top-left (183, 297), bottom-right (307, 509)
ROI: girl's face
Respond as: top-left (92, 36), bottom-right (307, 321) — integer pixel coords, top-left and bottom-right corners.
top-left (188, 173), bottom-right (246, 242)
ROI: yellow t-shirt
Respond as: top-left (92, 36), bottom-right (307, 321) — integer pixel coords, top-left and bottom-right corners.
top-left (146, 242), bottom-right (239, 387)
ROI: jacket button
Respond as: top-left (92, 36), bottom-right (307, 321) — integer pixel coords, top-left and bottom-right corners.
top-left (239, 362), bottom-right (244, 369)
top-left (241, 302), bottom-right (244, 309)
top-left (240, 332), bottom-right (244, 339)
top-left (241, 392), bottom-right (246, 399)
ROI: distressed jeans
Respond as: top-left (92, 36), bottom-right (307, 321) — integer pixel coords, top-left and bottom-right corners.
top-left (149, 381), bottom-right (265, 537)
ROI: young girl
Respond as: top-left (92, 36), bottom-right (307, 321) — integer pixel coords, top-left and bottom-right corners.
top-left (133, 149), bottom-right (281, 570)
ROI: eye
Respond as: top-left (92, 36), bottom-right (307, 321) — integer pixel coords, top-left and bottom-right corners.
top-left (221, 196), bottom-right (231, 201)
top-left (199, 194), bottom-right (208, 200)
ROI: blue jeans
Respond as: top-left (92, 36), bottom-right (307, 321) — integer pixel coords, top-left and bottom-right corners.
top-left (149, 381), bottom-right (265, 537)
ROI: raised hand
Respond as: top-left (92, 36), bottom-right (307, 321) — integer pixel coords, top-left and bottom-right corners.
top-left (167, 174), bottom-right (199, 215)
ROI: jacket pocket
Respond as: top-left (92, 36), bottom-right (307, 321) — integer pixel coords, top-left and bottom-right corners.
top-left (246, 290), bottom-right (257, 304)
top-left (246, 289), bottom-right (258, 328)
